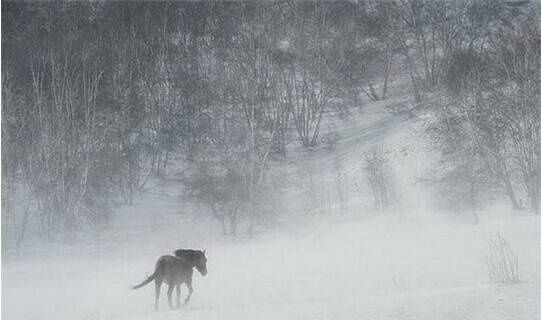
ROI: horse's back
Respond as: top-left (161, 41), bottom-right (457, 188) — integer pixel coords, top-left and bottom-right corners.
top-left (155, 255), bottom-right (192, 282)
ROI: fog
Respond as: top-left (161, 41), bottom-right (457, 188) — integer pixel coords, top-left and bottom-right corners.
top-left (3, 106), bottom-right (539, 319)
top-left (2, 2), bottom-right (540, 320)
top-left (3, 206), bottom-right (539, 320)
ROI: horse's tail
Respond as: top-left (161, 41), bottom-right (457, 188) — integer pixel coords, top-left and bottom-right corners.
top-left (132, 271), bottom-right (156, 290)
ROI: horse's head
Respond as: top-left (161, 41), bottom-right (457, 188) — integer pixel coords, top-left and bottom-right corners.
top-left (195, 250), bottom-right (207, 276)
top-left (174, 248), bottom-right (208, 276)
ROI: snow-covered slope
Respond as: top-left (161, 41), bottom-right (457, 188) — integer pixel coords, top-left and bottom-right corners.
top-left (3, 84), bottom-right (540, 320)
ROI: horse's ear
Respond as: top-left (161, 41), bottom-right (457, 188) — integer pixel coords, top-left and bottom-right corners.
top-left (203, 249), bottom-right (206, 255)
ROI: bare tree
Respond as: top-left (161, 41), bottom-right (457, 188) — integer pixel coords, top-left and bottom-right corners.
top-left (364, 146), bottom-right (397, 211)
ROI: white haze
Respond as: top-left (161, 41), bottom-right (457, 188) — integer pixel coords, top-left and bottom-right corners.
top-left (3, 100), bottom-right (540, 320)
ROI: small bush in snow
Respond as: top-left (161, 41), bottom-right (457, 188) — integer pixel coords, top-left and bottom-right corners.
top-left (484, 232), bottom-right (519, 284)
top-left (363, 146), bottom-right (397, 211)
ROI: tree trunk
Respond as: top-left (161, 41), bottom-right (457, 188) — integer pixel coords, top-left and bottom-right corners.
top-left (382, 58), bottom-right (392, 100)
top-left (529, 182), bottom-right (540, 214)
top-left (16, 206), bottom-right (31, 253)
top-left (501, 164), bottom-right (520, 210)
top-left (368, 82), bottom-right (380, 101)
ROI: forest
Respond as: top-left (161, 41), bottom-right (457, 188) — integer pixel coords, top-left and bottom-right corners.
top-left (1, 0), bottom-right (540, 246)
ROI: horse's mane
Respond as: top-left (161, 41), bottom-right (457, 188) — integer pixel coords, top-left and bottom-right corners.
top-left (174, 249), bottom-right (203, 261)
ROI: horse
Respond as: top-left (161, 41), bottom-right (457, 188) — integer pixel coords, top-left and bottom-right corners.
top-left (132, 249), bottom-right (207, 310)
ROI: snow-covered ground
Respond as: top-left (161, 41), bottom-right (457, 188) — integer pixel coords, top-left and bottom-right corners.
top-left (3, 85), bottom-right (540, 320)
top-left (3, 210), bottom-right (540, 320)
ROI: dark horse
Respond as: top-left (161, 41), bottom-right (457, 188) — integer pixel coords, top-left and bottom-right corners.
top-left (132, 249), bottom-right (207, 310)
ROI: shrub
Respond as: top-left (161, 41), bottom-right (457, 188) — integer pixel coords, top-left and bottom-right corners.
top-left (484, 232), bottom-right (519, 283)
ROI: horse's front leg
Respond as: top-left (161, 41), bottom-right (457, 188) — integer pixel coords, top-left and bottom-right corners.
top-left (175, 284), bottom-right (181, 309)
top-left (183, 279), bottom-right (194, 306)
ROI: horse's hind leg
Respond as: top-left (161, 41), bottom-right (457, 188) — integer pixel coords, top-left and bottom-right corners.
top-left (175, 285), bottom-right (181, 308)
top-left (167, 284), bottom-right (174, 309)
top-left (154, 279), bottom-right (162, 311)
top-left (183, 279), bottom-right (194, 306)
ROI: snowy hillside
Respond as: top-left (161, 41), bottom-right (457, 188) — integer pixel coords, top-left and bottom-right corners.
top-left (4, 2), bottom-right (541, 320)
top-left (3, 84), bottom-right (540, 320)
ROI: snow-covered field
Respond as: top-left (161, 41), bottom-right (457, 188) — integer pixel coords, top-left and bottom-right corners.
top-left (3, 210), bottom-right (540, 320)
top-left (3, 91), bottom-right (540, 320)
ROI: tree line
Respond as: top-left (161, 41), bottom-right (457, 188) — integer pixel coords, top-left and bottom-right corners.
top-left (1, 1), bottom-right (539, 244)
